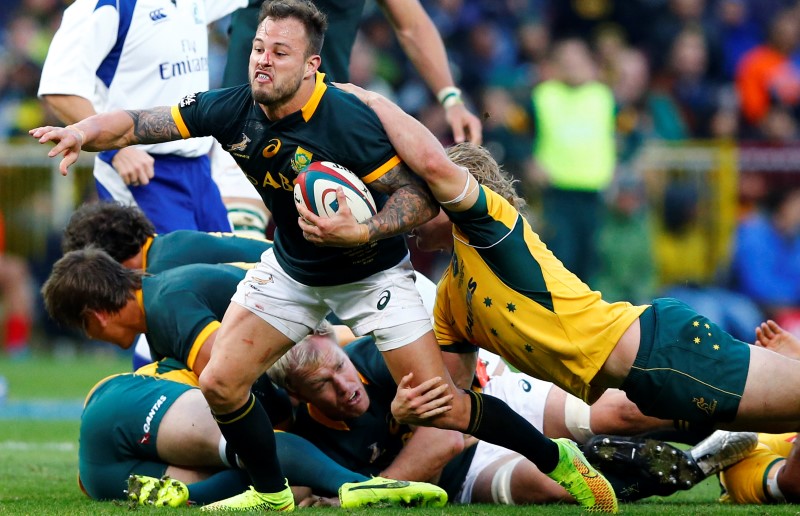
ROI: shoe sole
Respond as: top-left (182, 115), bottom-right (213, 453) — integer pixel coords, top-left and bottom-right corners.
top-left (588, 436), bottom-right (703, 489)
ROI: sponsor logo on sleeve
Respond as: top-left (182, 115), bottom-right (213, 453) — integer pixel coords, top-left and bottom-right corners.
top-left (178, 93), bottom-right (197, 107)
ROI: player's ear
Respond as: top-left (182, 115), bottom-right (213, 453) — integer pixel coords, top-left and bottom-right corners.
top-left (305, 54), bottom-right (321, 78)
top-left (90, 309), bottom-right (113, 329)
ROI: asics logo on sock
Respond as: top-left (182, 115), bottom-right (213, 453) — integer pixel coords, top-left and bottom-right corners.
top-left (347, 480), bottom-right (410, 491)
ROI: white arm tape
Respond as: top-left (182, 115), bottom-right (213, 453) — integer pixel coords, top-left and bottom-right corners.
top-left (564, 394), bottom-right (594, 444)
top-left (440, 167), bottom-right (477, 206)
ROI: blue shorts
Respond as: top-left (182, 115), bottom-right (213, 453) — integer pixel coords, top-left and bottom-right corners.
top-left (96, 152), bottom-right (231, 233)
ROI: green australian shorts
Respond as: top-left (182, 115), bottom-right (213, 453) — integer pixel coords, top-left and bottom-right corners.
top-left (79, 374), bottom-right (194, 500)
top-left (620, 297), bottom-right (751, 424)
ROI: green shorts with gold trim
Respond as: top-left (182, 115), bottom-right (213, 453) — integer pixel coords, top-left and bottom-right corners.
top-left (79, 373), bottom-right (193, 500)
top-left (620, 297), bottom-right (750, 424)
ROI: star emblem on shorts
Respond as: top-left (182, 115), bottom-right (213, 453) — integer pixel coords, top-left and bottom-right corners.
top-left (704, 323), bottom-right (710, 329)
top-left (693, 321), bottom-right (700, 327)
top-left (713, 344), bottom-right (720, 350)
top-left (484, 297), bottom-right (492, 307)
top-left (524, 343), bottom-right (533, 353)
top-left (490, 328), bottom-right (498, 336)
top-left (694, 337), bottom-right (701, 344)
top-left (506, 302), bottom-right (516, 313)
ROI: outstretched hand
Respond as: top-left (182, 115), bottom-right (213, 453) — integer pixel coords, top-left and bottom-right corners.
top-left (754, 319), bottom-right (800, 360)
top-left (391, 372), bottom-right (453, 425)
top-left (444, 102), bottom-right (483, 145)
top-left (336, 81), bottom-right (483, 145)
top-left (29, 125), bottom-right (84, 176)
top-left (296, 188), bottom-right (369, 247)
top-left (333, 82), bottom-right (379, 106)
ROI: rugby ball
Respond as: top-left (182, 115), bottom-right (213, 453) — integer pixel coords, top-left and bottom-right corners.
top-left (293, 161), bottom-right (377, 223)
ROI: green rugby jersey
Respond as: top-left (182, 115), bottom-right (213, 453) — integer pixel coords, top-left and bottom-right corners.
top-left (173, 73), bottom-right (408, 286)
top-left (290, 337), bottom-right (412, 476)
top-left (143, 231), bottom-right (272, 274)
top-left (140, 263), bottom-right (246, 369)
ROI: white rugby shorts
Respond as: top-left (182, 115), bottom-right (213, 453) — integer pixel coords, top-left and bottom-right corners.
top-left (231, 248), bottom-right (432, 350)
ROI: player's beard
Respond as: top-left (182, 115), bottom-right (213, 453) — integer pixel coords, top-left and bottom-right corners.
top-left (251, 72), bottom-right (304, 108)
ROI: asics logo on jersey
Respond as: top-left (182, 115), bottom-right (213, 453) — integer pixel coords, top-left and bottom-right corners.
top-left (150, 8), bottom-right (167, 21)
top-left (377, 290), bottom-right (391, 310)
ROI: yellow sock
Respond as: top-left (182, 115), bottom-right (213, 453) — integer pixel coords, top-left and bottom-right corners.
top-left (720, 442), bottom-right (785, 504)
top-left (757, 433), bottom-right (796, 457)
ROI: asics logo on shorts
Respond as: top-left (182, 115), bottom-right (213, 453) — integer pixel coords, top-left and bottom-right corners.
top-left (377, 290), bottom-right (391, 310)
top-left (150, 8), bottom-right (167, 21)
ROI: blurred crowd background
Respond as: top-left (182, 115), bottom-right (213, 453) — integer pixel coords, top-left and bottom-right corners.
top-left (2, 0), bottom-right (800, 356)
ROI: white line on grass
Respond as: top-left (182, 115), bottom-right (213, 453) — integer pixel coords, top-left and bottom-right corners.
top-left (0, 441), bottom-right (76, 451)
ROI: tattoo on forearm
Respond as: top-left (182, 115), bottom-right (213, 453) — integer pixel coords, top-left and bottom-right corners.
top-left (368, 164), bottom-right (438, 239)
top-left (125, 107), bottom-right (182, 144)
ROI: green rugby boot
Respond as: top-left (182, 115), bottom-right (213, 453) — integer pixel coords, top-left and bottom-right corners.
top-left (199, 482), bottom-right (294, 512)
top-left (547, 438), bottom-right (619, 513)
top-left (339, 476), bottom-right (447, 508)
top-left (126, 474), bottom-right (189, 508)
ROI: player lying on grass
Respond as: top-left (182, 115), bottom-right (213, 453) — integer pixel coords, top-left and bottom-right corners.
top-left (268, 323), bottom-right (751, 505)
top-left (80, 357), bottom-right (445, 508)
top-left (328, 82), bottom-right (800, 440)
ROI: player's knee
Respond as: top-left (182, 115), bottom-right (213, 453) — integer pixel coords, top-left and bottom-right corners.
top-left (199, 368), bottom-right (248, 412)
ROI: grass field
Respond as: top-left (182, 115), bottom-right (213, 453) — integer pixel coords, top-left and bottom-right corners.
top-left (1, 352), bottom-right (797, 515)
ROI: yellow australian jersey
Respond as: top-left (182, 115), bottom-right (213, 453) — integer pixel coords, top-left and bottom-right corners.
top-left (435, 186), bottom-right (647, 403)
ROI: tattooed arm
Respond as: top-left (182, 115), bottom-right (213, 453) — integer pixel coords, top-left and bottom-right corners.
top-left (296, 161), bottom-right (438, 247)
top-left (29, 107), bottom-right (182, 175)
top-left (364, 162), bottom-right (439, 241)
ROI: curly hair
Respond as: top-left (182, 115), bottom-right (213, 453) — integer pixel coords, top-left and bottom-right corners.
top-left (445, 143), bottom-right (527, 213)
top-left (41, 247), bottom-right (143, 330)
top-left (62, 202), bottom-right (155, 262)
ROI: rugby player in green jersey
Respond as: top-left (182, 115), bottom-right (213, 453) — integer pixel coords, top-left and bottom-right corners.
top-left (334, 81), bottom-right (800, 451)
top-left (31, 1), bottom-right (616, 511)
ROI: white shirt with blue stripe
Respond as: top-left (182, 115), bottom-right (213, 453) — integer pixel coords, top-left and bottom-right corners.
top-left (38, 0), bottom-right (246, 200)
